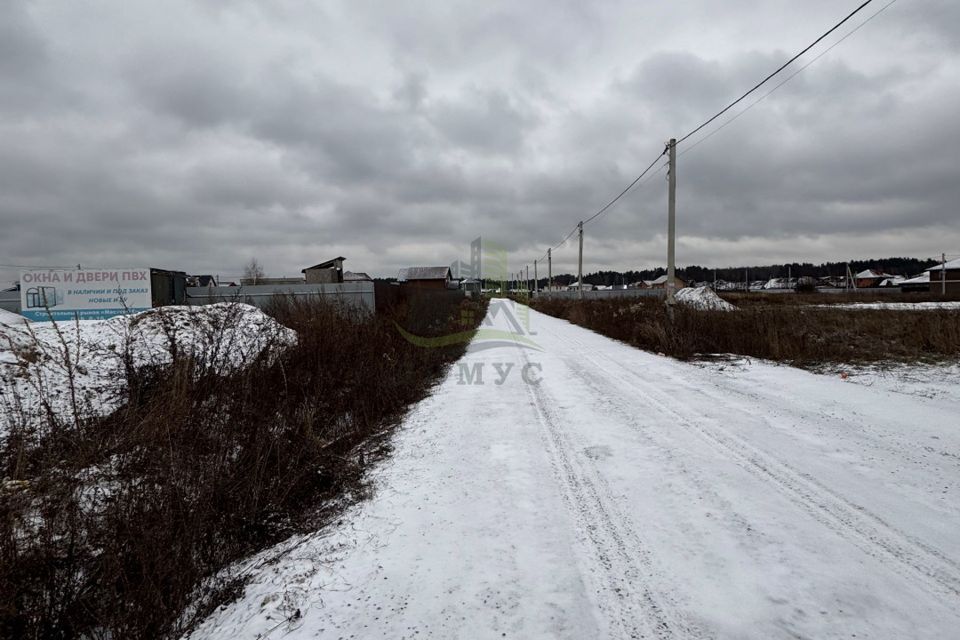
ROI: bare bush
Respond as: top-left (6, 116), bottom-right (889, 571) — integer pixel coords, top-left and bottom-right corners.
top-left (0, 294), bottom-right (486, 639)
top-left (531, 296), bottom-right (960, 365)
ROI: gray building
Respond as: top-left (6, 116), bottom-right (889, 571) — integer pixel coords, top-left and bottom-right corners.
top-left (302, 257), bottom-right (345, 284)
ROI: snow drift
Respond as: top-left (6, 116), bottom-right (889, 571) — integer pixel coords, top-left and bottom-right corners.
top-left (675, 286), bottom-right (736, 311)
top-left (0, 308), bottom-right (28, 326)
top-left (0, 303), bottom-right (297, 434)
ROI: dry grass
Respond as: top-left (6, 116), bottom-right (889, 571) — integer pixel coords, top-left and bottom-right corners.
top-left (0, 293), bottom-right (486, 639)
top-left (531, 296), bottom-right (960, 365)
top-left (722, 290), bottom-right (960, 307)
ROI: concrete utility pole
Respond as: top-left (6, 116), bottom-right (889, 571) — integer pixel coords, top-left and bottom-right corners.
top-left (943, 252), bottom-right (948, 296)
top-left (548, 248), bottom-right (552, 292)
top-left (534, 260), bottom-right (538, 293)
top-left (526, 265), bottom-right (530, 294)
top-left (666, 138), bottom-right (677, 306)
top-left (577, 221), bottom-right (584, 300)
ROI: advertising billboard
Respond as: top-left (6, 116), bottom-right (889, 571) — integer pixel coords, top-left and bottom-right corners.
top-left (19, 268), bottom-right (152, 321)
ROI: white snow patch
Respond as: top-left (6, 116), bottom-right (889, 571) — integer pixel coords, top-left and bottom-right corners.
top-left (0, 303), bottom-right (296, 435)
top-left (675, 286), bottom-right (736, 311)
top-left (819, 361), bottom-right (960, 403)
top-left (0, 308), bottom-right (28, 326)
top-left (819, 301), bottom-right (960, 311)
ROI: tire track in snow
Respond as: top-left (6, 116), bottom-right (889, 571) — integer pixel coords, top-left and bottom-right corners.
top-left (512, 340), bottom-right (692, 639)
top-left (560, 355), bottom-right (780, 560)
top-left (544, 317), bottom-right (960, 598)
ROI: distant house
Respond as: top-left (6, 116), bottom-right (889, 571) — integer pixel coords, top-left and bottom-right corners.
top-left (188, 275), bottom-right (218, 287)
top-left (343, 271), bottom-right (373, 282)
top-left (878, 277), bottom-right (904, 288)
top-left (648, 275), bottom-right (686, 289)
top-left (398, 266), bottom-right (454, 289)
top-left (854, 269), bottom-right (896, 289)
top-left (898, 272), bottom-right (930, 293)
top-left (926, 258), bottom-right (960, 294)
top-left (460, 278), bottom-right (482, 295)
top-left (566, 281), bottom-right (594, 291)
top-left (303, 257), bottom-right (346, 284)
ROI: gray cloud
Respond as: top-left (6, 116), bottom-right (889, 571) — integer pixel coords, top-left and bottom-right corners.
top-left (1, 0), bottom-right (958, 286)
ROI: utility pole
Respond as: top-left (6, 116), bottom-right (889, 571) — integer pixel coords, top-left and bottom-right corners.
top-left (548, 248), bottom-right (552, 292)
top-left (577, 221), bottom-right (584, 300)
top-left (526, 265), bottom-right (530, 294)
top-left (666, 138), bottom-right (677, 306)
top-left (534, 260), bottom-right (538, 293)
top-left (943, 252), bottom-right (948, 296)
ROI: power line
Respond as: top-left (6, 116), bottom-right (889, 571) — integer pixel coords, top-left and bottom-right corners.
top-left (531, 147), bottom-right (667, 265)
top-left (677, 0), bottom-right (876, 145)
top-left (525, 0), bottom-right (889, 276)
top-left (582, 147), bottom-right (667, 226)
top-left (679, 0), bottom-right (900, 158)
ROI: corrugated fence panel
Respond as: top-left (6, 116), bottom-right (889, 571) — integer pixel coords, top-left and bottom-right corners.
top-left (535, 288), bottom-right (666, 301)
top-left (185, 282), bottom-right (375, 313)
top-left (0, 292), bottom-right (20, 313)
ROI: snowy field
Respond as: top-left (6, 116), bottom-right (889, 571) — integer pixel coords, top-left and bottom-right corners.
top-left (189, 301), bottom-right (960, 640)
top-left (0, 303), bottom-right (296, 433)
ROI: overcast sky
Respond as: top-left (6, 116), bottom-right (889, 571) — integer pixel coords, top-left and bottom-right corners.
top-left (1, 0), bottom-right (958, 284)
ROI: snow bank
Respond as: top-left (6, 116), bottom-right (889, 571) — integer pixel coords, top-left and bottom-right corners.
top-left (0, 308), bottom-right (28, 326)
top-left (821, 301), bottom-right (960, 311)
top-left (0, 303), bottom-right (296, 434)
top-left (675, 286), bottom-right (736, 311)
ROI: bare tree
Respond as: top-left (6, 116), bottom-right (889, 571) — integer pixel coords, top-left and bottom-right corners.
top-left (243, 258), bottom-right (265, 285)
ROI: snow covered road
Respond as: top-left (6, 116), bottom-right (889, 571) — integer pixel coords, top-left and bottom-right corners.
top-left (191, 300), bottom-right (960, 639)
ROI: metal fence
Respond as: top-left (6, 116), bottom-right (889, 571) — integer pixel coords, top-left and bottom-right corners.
top-left (185, 282), bottom-right (375, 313)
top-left (0, 291), bottom-right (19, 313)
top-left (534, 288), bottom-right (665, 301)
top-left (1, 281), bottom-right (377, 316)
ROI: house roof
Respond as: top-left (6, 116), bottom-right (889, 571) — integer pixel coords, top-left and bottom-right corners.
top-left (398, 266), bottom-right (452, 281)
top-left (343, 271), bottom-right (372, 281)
top-left (649, 275), bottom-right (669, 285)
top-left (927, 258), bottom-right (960, 271)
top-left (900, 273), bottom-right (930, 285)
top-left (302, 257), bottom-right (346, 272)
top-left (855, 269), bottom-right (895, 279)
